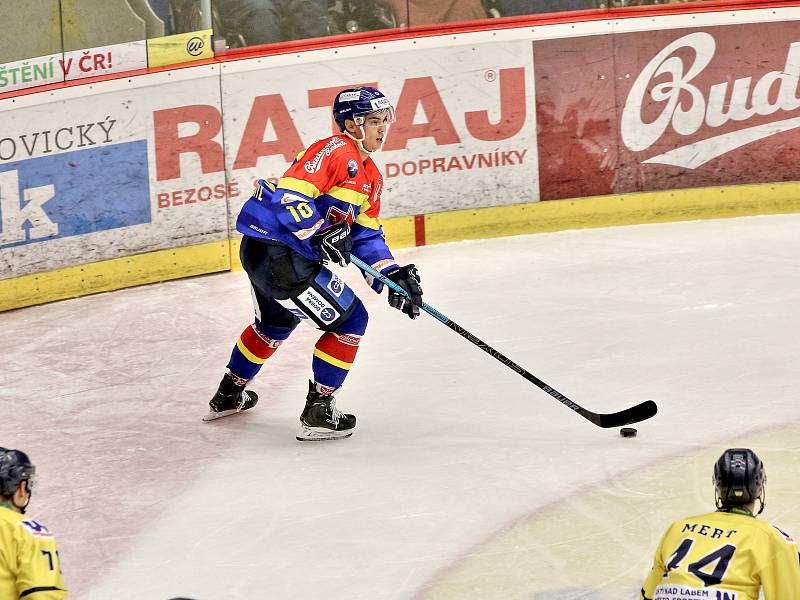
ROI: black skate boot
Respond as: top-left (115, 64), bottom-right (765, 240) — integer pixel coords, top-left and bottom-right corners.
top-left (202, 373), bottom-right (258, 422)
top-left (296, 381), bottom-right (356, 441)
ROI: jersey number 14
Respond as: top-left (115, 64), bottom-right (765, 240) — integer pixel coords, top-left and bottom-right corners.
top-left (667, 539), bottom-right (736, 586)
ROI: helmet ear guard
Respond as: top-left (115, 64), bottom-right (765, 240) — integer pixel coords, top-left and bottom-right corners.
top-left (713, 448), bottom-right (766, 514)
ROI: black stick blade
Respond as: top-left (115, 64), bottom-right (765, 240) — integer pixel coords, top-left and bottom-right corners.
top-left (581, 400), bottom-right (658, 428)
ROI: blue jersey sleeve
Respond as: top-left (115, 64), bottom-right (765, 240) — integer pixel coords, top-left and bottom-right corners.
top-left (271, 187), bottom-right (325, 250)
top-left (352, 222), bottom-right (397, 293)
top-left (236, 179), bottom-right (325, 260)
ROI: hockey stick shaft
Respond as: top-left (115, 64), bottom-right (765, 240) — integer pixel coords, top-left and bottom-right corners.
top-left (351, 256), bottom-right (656, 428)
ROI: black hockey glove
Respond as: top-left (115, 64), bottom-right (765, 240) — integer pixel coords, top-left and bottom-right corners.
top-left (313, 221), bottom-right (352, 267)
top-left (386, 264), bottom-right (423, 319)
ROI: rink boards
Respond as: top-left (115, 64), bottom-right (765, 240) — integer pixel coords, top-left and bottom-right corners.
top-left (2, 4), bottom-right (800, 310)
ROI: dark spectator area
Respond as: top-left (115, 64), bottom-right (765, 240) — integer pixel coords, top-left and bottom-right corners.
top-left (1, 0), bottom-right (720, 65)
top-left (208, 0), bottom-right (716, 50)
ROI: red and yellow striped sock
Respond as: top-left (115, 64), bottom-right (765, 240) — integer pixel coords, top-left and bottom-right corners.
top-left (312, 332), bottom-right (361, 391)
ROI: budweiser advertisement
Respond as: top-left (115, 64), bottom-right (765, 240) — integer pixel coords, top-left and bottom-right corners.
top-left (535, 21), bottom-right (800, 200)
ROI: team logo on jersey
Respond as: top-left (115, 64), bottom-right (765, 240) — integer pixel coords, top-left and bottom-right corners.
top-left (320, 308), bottom-right (336, 322)
top-left (326, 205), bottom-right (355, 227)
top-left (347, 159), bottom-right (359, 177)
top-left (21, 519), bottom-right (53, 538)
top-left (362, 183), bottom-right (371, 193)
top-left (304, 138), bottom-right (347, 174)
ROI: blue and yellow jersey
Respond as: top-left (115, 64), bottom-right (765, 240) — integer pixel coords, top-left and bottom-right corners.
top-left (641, 510), bottom-right (800, 600)
top-left (236, 135), bottom-right (397, 284)
top-left (0, 503), bottom-right (67, 599)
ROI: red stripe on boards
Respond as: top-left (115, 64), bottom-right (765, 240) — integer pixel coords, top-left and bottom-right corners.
top-left (414, 214), bottom-right (426, 246)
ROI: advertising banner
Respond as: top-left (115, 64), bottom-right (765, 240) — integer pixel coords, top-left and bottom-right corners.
top-left (215, 40), bottom-right (538, 219)
top-left (0, 53), bottom-right (62, 94)
top-left (147, 29), bottom-right (214, 69)
top-left (63, 41), bottom-right (149, 81)
top-left (535, 21), bottom-right (800, 200)
top-left (0, 41), bottom-right (149, 95)
top-left (0, 141), bottom-right (150, 248)
top-left (5, 8), bottom-right (800, 297)
top-left (0, 65), bottom-right (229, 279)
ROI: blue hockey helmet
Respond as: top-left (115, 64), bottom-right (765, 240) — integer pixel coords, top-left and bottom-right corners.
top-left (713, 448), bottom-right (765, 512)
top-left (0, 448), bottom-right (36, 497)
top-left (333, 87), bottom-right (395, 132)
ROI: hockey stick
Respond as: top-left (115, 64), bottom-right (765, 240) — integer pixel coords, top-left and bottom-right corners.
top-left (351, 255), bottom-right (657, 428)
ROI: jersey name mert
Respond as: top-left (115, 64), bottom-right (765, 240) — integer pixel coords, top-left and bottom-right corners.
top-left (681, 522), bottom-right (738, 539)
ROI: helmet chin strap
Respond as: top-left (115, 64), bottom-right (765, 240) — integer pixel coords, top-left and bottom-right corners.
top-left (344, 127), bottom-right (376, 156)
top-left (344, 115), bottom-right (378, 155)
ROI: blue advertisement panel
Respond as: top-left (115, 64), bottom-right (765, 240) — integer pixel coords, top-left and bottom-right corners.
top-left (0, 141), bottom-right (151, 249)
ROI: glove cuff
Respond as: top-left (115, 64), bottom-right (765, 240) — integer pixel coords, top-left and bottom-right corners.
top-left (362, 260), bottom-right (398, 293)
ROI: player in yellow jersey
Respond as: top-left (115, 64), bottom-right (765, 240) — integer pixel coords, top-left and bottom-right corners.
top-left (641, 448), bottom-right (800, 600)
top-left (0, 448), bottom-right (67, 599)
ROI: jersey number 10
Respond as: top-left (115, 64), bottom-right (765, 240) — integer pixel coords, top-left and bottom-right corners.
top-left (286, 202), bottom-right (314, 222)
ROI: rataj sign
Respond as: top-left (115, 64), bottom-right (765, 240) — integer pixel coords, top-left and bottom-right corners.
top-left (153, 68), bottom-right (529, 181)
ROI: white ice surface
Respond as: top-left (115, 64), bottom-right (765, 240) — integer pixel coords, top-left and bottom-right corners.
top-left (1, 214), bottom-right (799, 600)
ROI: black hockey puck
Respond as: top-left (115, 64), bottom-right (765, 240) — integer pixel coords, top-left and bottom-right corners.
top-left (620, 427), bottom-right (638, 438)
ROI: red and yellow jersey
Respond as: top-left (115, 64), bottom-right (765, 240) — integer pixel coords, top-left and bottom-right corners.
top-left (0, 503), bottom-right (67, 599)
top-left (641, 510), bottom-right (800, 600)
top-left (236, 135), bottom-right (397, 283)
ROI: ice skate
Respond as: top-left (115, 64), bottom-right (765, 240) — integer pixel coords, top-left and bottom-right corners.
top-left (296, 381), bottom-right (356, 441)
top-left (202, 374), bottom-right (259, 422)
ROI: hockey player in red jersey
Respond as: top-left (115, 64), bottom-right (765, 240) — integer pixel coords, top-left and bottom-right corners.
top-left (204, 87), bottom-right (423, 441)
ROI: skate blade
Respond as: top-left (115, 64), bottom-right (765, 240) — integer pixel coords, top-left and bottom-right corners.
top-left (295, 424), bottom-right (353, 441)
top-left (202, 395), bottom-right (258, 422)
top-left (202, 407), bottom-right (249, 422)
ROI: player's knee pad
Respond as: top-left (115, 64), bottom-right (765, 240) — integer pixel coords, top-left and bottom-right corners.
top-left (253, 319), bottom-right (294, 343)
top-left (275, 268), bottom-right (360, 331)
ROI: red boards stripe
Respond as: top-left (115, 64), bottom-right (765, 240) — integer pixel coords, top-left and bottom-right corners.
top-left (414, 214), bottom-right (426, 246)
